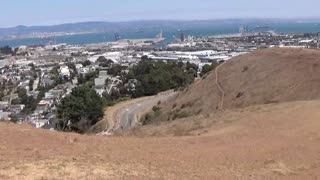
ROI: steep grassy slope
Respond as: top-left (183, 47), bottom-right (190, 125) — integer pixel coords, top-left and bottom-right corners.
top-left (153, 48), bottom-right (320, 122)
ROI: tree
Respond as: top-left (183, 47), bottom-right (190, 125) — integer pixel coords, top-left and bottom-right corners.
top-left (82, 60), bottom-right (92, 67)
top-left (16, 87), bottom-right (37, 114)
top-left (96, 56), bottom-right (107, 63)
top-left (97, 56), bottom-right (114, 67)
top-left (201, 64), bottom-right (212, 76)
top-left (0, 92), bottom-right (4, 100)
top-left (200, 62), bottom-right (219, 77)
top-left (7, 79), bottom-right (13, 86)
top-left (99, 61), bottom-right (114, 67)
top-left (17, 87), bottom-right (27, 99)
top-left (29, 79), bottom-right (34, 91)
top-left (28, 63), bottom-right (35, 71)
top-left (141, 55), bottom-right (150, 61)
top-left (108, 64), bottom-right (124, 76)
top-left (67, 62), bottom-right (77, 75)
top-left (128, 60), bottom-right (195, 98)
top-left (9, 114), bottom-right (19, 123)
top-left (177, 61), bottom-right (184, 68)
top-left (186, 62), bottom-right (198, 71)
top-left (78, 71), bottom-right (98, 85)
top-left (56, 85), bottom-right (104, 133)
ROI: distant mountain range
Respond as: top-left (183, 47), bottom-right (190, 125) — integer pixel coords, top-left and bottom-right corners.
top-left (1, 19), bottom-right (320, 40)
top-left (0, 20), bottom-right (196, 39)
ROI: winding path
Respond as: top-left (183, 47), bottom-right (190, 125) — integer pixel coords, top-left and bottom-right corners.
top-left (215, 62), bottom-right (226, 110)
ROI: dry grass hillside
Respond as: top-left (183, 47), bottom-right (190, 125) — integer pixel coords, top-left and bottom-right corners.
top-left (151, 48), bottom-right (320, 123)
top-left (2, 100), bottom-right (320, 179)
top-left (4, 48), bottom-right (320, 179)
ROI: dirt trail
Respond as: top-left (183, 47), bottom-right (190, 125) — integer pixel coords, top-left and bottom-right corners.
top-left (215, 62), bottom-right (226, 109)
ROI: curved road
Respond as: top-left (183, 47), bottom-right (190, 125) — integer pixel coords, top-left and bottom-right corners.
top-left (99, 91), bottom-right (177, 135)
top-left (116, 93), bottom-right (176, 131)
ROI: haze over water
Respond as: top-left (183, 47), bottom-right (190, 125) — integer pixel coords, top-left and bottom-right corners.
top-left (1, 22), bottom-right (320, 47)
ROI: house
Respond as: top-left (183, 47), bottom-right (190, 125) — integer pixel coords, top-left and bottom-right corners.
top-left (94, 77), bottom-right (108, 88)
top-left (2, 94), bottom-right (19, 104)
top-left (28, 91), bottom-right (40, 99)
top-left (31, 119), bottom-right (49, 128)
top-left (75, 64), bottom-right (83, 70)
top-left (19, 79), bottom-right (30, 88)
top-left (35, 100), bottom-right (51, 114)
top-left (42, 77), bottom-right (55, 87)
top-left (45, 92), bottom-right (55, 99)
top-left (9, 104), bottom-right (25, 114)
top-left (99, 71), bottom-right (108, 77)
top-left (41, 118), bottom-right (55, 130)
top-left (0, 101), bottom-right (9, 108)
top-left (48, 89), bottom-right (64, 99)
top-left (79, 67), bottom-right (90, 74)
top-left (59, 66), bottom-right (71, 78)
top-left (0, 112), bottom-right (11, 121)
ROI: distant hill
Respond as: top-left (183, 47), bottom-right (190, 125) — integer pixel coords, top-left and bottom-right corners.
top-left (0, 20), bottom-right (213, 38)
top-left (1, 18), bottom-right (318, 39)
top-left (151, 48), bottom-right (320, 123)
top-left (0, 21), bottom-right (116, 38)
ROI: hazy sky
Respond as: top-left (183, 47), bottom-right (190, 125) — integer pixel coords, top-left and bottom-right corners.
top-left (1, 0), bottom-right (319, 27)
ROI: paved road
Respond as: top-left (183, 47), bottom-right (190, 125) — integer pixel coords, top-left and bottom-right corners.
top-left (33, 77), bottom-right (39, 91)
top-left (114, 91), bottom-right (177, 132)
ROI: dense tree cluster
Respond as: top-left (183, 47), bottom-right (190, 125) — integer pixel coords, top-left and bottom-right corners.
top-left (81, 60), bottom-right (92, 67)
top-left (96, 56), bottom-right (114, 67)
top-left (14, 87), bottom-right (37, 114)
top-left (78, 70), bottom-right (99, 86)
top-left (108, 64), bottom-right (125, 76)
top-left (200, 61), bottom-right (220, 77)
top-left (56, 85), bottom-right (104, 133)
top-left (127, 60), bottom-right (196, 97)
